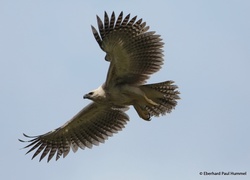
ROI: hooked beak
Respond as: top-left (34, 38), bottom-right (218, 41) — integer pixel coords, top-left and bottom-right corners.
top-left (83, 92), bottom-right (94, 99)
top-left (83, 94), bottom-right (89, 99)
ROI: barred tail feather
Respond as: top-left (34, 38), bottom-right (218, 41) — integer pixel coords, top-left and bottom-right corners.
top-left (140, 80), bottom-right (180, 119)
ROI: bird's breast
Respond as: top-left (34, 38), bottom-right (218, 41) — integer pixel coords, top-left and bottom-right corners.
top-left (107, 85), bottom-right (144, 106)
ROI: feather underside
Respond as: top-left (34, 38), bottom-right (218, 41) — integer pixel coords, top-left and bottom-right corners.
top-left (91, 11), bottom-right (164, 85)
top-left (19, 103), bottom-right (129, 162)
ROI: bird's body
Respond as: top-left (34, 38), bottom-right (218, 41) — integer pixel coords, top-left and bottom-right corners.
top-left (86, 84), bottom-right (153, 108)
top-left (19, 11), bottom-right (180, 162)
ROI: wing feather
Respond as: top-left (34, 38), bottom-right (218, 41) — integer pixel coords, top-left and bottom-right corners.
top-left (128, 16), bottom-right (137, 26)
top-left (19, 103), bottom-right (129, 162)
top-left (121, 14), bottom-right (130, 26)
top-left (91, 11), bottom-right (164, 86)
top-left (104, 11), bottom-right (109, 32)
top-left (109, 12), bottom-right (115, 30)
top-left (48, 144), bottom-right (57, 162)
top-left (39, 143), bottom-right (52, 161)
top-left (115, 11), bottom-right (123, 28)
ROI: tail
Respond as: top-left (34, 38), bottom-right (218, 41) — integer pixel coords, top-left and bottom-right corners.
top-left (134, 81), bottom-right (180, 120)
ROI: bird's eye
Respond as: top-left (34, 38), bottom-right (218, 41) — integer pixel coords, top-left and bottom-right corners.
top-left (88, 92), bottom-right (94, 95)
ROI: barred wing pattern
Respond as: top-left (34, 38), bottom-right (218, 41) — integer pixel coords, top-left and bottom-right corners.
top-left (19, 103), bottom-right (129, 162)
top-left (91, 11), bottom-right (164, 86)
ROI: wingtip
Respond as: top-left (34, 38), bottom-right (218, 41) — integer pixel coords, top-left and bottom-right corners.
top-left (18, 133), bottom-right (31, 142)
top-left (91, 25), bottom-right (96, 31)
top-left (119, 11), bottom-right (123, 17)
top-left (104, 11), bottom-right (108, 17)
top-left (23, 133), bottom-right (37, 138)
top-left (18, 138), bottom-right (25, 142)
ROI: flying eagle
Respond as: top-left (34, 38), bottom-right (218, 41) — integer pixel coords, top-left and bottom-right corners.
top-left (19, 11), bottom-right (180, 162)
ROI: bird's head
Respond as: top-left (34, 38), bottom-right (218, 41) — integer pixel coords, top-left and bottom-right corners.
top-left (83, 85), bottom-right (106, 102)
top-left (83, 91), bottom-right (95, 100)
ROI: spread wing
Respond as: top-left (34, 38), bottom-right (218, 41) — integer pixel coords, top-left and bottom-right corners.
top-left (91, 11), bottom-right (164, 87)
top-left (19, 103), bottom-right (129, 162)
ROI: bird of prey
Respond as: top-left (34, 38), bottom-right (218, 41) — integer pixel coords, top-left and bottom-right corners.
top-left (19, 11), bottom-right (180, 162)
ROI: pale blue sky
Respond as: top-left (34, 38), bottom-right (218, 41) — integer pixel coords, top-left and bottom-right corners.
top-left (1, 0), bottom-right (250, 180)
